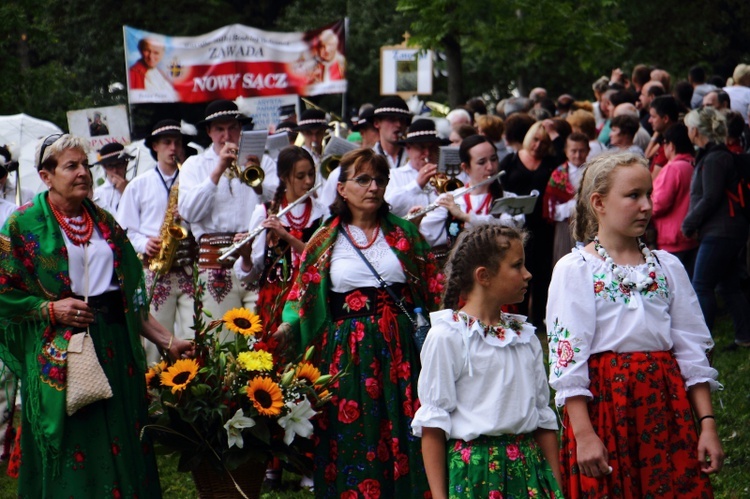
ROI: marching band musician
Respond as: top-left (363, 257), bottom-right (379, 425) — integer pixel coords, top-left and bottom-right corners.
top-left (178, 100), bottom-right (265, 323)
top-left (117, 120), bottom-right (195, 364)
top-left (294, 109), bottom-right (330, 166)
top-left (92, 142), bottom-right (131, 217)
top-left (373, 96), bottom-right (412, 169)
top-left (420, 135), bottom-right (524, 255)
top-left (385, 119), bottom-right (455, 218)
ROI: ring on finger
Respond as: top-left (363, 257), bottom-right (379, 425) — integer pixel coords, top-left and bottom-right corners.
top-left (76, 310), bottom-right (81, 317)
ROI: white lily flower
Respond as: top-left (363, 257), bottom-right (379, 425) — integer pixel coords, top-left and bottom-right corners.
top-left (224, 409), bottom-right (256, 449)
top-left (278, 399), bottom-right (316, 445)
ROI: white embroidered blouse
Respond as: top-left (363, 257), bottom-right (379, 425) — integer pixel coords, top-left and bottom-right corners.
top-left (546, 247), bottom-right (720, 407)
top-left (412, 309), bottom-right (558, 441)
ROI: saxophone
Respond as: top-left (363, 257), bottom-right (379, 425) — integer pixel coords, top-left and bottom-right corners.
top-left (148, 157), bottom-right (188, 276)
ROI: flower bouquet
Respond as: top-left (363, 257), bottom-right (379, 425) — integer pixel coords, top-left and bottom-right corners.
top-left (143, 277), bottom-right (337, 497)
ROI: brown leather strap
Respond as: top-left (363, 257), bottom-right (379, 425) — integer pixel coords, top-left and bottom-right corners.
top-left (198, 232), bottom-right (236, 269)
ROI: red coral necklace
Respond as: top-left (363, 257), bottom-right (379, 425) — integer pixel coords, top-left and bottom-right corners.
top-left (49, 201), bottom-right (94, 245)
top-left (344, 222), bottom-right (380, 250)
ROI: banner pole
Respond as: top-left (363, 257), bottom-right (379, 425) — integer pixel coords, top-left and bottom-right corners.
top-left (342, 17), bottom-right (349, 121)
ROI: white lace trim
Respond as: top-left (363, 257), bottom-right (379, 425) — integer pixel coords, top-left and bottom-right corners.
top-left (338, 225), bottom-right (391, 265)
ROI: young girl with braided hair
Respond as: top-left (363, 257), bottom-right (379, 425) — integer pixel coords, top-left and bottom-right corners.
top-left (234, 145), bottom-right (326, 487)
top-left (412, 224), bottom-right (563, 499)
top-left (547, 151), bottom-right (723, 498)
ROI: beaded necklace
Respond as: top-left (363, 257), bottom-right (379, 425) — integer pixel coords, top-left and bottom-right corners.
top-left (283, 198), bottom-right (312, 230)
top-left (463, 191), bottom-right (492, 214)
top-left (344, 222), bottom-right (380, 250)
top-left (594, 237), bottom-right (656, 292)
top-left (49, 201), bottom-right (94, 245)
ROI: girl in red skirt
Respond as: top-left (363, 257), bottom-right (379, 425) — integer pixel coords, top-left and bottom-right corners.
top-left (547, 151), bottom-right (724, 498)
top-left (414, 225), bottom-right (563, 499)
top-left (234, 145), bottom-right (326, 488)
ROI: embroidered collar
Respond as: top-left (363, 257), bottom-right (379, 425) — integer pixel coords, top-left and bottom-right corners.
top-left (454, 310), bottom-right (524, 340)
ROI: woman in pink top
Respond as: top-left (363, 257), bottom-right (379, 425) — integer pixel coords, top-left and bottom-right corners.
top-left (652, 123), bottom-right (698, 277)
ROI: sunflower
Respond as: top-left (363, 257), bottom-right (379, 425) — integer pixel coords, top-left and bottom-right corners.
top-left (295, 362), bottom-right (322, 385)
top-left (222, 308), bottom-right (263, 337)
top-left (145, 361), bottom-right (167, 389)
top-left (160, 359), bottom-right (199, 394)
top-left (246, 377), bottom-right (284, 416)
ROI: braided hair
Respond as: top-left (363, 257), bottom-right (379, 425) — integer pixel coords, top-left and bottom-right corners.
top-left (441, 224), bottom-right (527, 310)
top-left (270, 146), bottom-right (314, 215)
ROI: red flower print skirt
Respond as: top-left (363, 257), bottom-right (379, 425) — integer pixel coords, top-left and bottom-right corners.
top-left (560, 350), bottom-right (714, 499)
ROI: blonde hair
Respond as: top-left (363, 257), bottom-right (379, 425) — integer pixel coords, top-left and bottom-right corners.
top-left (684, 107), bottom-right (728, 144)
top-left (35, 134), bottom-right (90, 171)
top-left (571, 151), bottom-right (649, 243)
top-left (521, 121), bottom-right (553, 155)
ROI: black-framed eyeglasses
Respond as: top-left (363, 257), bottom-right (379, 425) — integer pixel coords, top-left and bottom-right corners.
top-left (345, 175), bottom-right (389, 188)
top-left (37, 133), bottom-right (64, 170)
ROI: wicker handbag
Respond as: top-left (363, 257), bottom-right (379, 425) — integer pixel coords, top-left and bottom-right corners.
top-left (66, 330), bottom-right (113, 416)
top-left (65, 245), bottom-right (113, 416)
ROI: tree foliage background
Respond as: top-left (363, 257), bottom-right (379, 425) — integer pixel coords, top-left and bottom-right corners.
top-left (1, 0), bottom-right (749, 131)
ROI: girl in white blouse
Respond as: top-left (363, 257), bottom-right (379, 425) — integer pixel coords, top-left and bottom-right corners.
top-left (547, 151), bottom-right (723, 498)
top-left (413, 224), bottom-right (562, 499)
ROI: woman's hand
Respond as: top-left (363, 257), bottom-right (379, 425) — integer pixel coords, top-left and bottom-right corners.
top-left (262, 216), bottom-right (292, 241)
top-left (52, 297), bottom-right (94, 328)
top-left (232, 232), bottom-right (253, 263)
top-left (575, 430), bottom-right (611, 478)
top-left (436, 194), bottom-right (469, 222)
top-left (272, 322), bottom-right (294, 350)
top-left (697, 419), bottom-right (724, 474)
top-left (168, 337), bottom-right (195, 360)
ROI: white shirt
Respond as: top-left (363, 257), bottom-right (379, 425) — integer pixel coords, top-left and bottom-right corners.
top-left (384, 163), bottom-right (472, 218)
top-left (412, 309), bottom-right (558, 440)
top-left (0, 198), bottom-right (16, 227)
top-left (587, 140), bottom-right (606, 160)
top-left (724, 85), bottom-right (750, 124)
top-left (329, 226), bottom-right (405, 292)
top-left (64, 224), bottom-right (119, 297)
top-left (419, 191), bottom-right (524, 247)
top-left (552, 162), bottom-right (584, 222)
top-left (93, 178), bottom-right (122, 218)
top-left (546, 248), bottom-right (720, 407)
top-left (234, 199), bottom-right (328, 284)
top-left (318, 165), bottom-right (341, 211)
top-left (178, 147), bottom-right (263, 240)
top-left (117, 166), bottom-right (179, 255)
top-left (374, 142), bottom-right (407, 169)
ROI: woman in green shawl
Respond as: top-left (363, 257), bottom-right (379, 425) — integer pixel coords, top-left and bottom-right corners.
top-left (0, 134), bottom-right (193, 498)
top-left (280, 148), bottom-right (444, 498)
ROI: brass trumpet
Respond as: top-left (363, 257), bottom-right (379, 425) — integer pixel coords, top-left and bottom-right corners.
top-left (229, 150), bottom-right (265, 188)
top-left (319, 154), bottom-right (341, 179)
top-left (430, 173), bottom-right (464, 193)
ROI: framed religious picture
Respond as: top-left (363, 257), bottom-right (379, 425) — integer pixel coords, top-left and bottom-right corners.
top-left (380, 35), bottom-right (433, 98)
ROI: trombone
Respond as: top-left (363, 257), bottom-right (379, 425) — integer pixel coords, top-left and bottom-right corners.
top-left (218, 183), bottom-right (322, 261)
top-left (405, 171), bottom-right (505, 221)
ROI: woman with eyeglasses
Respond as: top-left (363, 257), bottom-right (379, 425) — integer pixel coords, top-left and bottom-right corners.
top-left (0, 134), bottom-right (194, 497)
top-left (278, 147), bottom-right (443, 498)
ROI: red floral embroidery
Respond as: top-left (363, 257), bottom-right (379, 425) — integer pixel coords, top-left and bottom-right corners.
top-left (556, 340), bottom-right (575, 368)
top-left (506, 443), bottom-right (521, 461)
top-left (337, 399), bottom-right (360, 424)
top-left (366, 377), bottom-right (382, 399)
top-left (594, 281), bottom-right (605, 294)
top-left (344, 290), bottom-right (369, 312)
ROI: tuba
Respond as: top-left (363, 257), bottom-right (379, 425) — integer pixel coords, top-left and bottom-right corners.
top-left (149, 156), bottom-right (189, 275)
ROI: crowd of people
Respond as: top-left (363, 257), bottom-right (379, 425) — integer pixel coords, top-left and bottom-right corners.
top-left (1, 60), bottom-right (749, 498)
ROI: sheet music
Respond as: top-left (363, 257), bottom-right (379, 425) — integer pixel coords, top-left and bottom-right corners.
top-left (265, 133), bottom-right (290, 160)
top-left (324, 136), bottom-right (358, 157)
top-left (490, 190), bottom-right (540, 216)
top-left (238, 130), bottom-right (268, 164)
top-left (438, 146), bottom-right (462, 175)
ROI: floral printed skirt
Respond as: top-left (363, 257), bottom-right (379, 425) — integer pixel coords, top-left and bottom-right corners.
top-left (311, 291), bottom-right (429, 498)
top-left (560, 350), bottom-right (714, 499)
top-left (448, 434), bottom-right (562, 499)
top-left (17, 315), bottom-right (161, 498)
